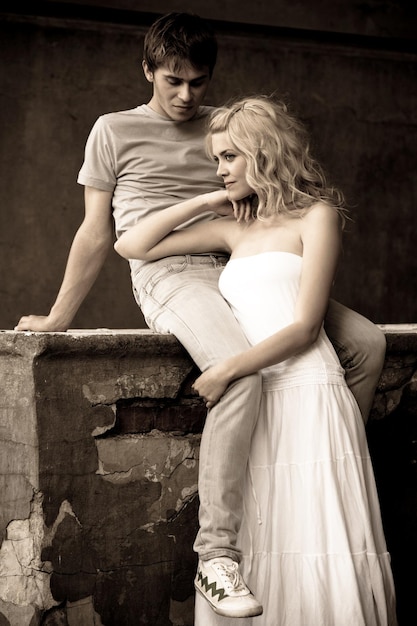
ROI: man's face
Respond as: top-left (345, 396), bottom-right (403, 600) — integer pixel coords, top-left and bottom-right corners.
top-left (143, 61), bottom-right (211, 122)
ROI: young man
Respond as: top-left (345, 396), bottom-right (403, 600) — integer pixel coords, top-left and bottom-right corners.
top-left (15, 12), bottom-right (386, 619)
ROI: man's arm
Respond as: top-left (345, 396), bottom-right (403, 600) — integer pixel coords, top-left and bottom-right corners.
top-left (15, 187), bottom-right (114, 331)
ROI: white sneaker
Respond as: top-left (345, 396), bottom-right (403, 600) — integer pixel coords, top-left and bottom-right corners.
top-left (194, 557), bottom-right (263, 618)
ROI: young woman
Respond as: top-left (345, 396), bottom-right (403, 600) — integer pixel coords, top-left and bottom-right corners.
top-left (115, 96), bottom-right (397, 625)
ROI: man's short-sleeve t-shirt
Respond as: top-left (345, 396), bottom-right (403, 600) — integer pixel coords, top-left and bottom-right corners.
top-left (77, 104), bottom-right (222, 240)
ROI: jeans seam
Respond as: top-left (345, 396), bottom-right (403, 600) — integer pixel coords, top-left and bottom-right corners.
top-left (140, 288), bottom-right (219, 368)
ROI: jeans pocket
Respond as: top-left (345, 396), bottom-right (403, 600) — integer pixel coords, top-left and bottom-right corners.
top-left (143, 259), bottom-right (188, 296)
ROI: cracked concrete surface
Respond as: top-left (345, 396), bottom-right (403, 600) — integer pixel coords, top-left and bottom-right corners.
top-left (0, 492), bottom-right (55, 624)
top-left (0, 328), bottom-right (416, 624)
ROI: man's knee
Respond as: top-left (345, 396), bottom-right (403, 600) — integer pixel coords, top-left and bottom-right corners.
top-left (362, 325), bottom-right (386, 377)
top-left (372, 325), bottom-right (387, 357)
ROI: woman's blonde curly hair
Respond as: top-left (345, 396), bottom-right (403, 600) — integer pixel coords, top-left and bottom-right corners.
top-left (207, 95), bottom-right (347, 225)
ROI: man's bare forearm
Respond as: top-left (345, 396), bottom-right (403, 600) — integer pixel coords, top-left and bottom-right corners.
top-left (48, 226), bottom-right (112, 328)
top-left (15, 220), bottom-right (113, 332)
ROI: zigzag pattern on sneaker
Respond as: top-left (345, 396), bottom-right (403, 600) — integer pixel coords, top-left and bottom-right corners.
top-left (194, 558), bottom-right (263, 618)
top-left (196, 568), bottom-right (228, 602)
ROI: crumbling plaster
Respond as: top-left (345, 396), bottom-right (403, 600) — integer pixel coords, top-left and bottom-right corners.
top-left (0, 326), bottom-right (416, 625)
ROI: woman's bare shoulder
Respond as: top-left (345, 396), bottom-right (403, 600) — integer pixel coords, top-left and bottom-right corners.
top-left (302, 202), bottom-right (341, 229)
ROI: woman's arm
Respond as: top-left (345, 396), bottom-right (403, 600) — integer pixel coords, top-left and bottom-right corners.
top-left (114, 190), bottom-right (235, 261)
top-left (194, 203), bottom-right (342, 406)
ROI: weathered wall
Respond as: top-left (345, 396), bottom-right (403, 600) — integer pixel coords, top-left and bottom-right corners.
top-left (0, 326), bottom-right (416, 626)
top-left (0, 330), bottom-right (204, 626)
top-left (0, 1), bottom-right (416, 330)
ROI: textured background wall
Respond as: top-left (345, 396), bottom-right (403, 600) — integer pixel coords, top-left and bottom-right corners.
top-left (1, 0), bottom-right (416, 330)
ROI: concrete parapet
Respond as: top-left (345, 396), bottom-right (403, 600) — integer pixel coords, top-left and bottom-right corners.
top-left (0, 326), bottom-right (416, 625)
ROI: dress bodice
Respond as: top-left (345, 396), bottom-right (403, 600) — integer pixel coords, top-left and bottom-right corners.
top-left (219, 251), bottom-right (344, 383)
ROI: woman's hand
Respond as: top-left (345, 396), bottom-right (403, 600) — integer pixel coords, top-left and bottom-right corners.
top-left (192, 361), bottom-right (234, 409)
top-left (231, 196), bottom-right (254, 222)
top-left (204, 191), bottom-right (255, 222)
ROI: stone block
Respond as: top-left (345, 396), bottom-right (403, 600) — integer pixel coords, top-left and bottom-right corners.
top-left (0, 326), bottom-right (416, 625)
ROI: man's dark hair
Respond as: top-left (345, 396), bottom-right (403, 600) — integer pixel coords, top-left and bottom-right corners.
top-left (143, 12), bottom-right (218, 77)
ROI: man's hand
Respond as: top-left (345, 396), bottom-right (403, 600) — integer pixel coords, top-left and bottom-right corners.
top-left (14, 315), bottom-right (68, 332)
top-left (192, 361), bottom-right (233, 409)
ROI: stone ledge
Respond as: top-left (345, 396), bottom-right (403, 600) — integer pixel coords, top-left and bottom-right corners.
top-left (2, 321), bottom-right (416, 348)
top-left (0, 325), bottom-right (416, 625)
top-left (0, 328), bottom-right (187, 357)
top-left (379, 323), bottom-right (417, 350)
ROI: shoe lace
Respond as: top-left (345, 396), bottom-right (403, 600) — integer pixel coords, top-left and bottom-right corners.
top-left (216, 562), bottom-right (246, 592)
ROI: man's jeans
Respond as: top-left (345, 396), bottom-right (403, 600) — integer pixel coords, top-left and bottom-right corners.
top-left (132, 254), bottom-right (386, 562)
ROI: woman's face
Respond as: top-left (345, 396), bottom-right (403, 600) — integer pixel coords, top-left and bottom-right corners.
top-left (211, 132), bottom-right (254, 201)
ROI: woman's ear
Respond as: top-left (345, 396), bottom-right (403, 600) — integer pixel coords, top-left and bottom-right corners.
top-left (142, 60), bottom-right (153, 83)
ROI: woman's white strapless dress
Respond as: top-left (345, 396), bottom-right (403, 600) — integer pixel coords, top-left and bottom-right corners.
top-left (194, 252), bottom-right (397, 626)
